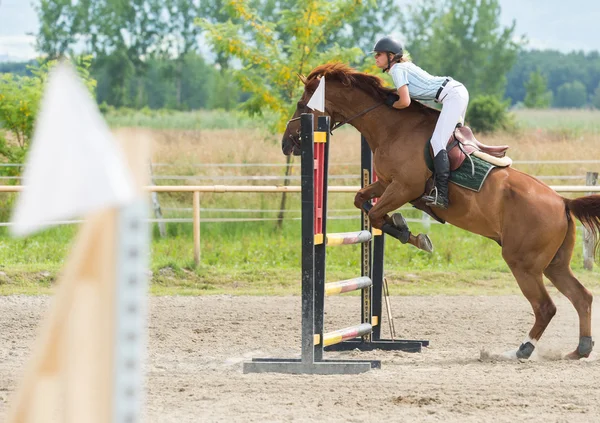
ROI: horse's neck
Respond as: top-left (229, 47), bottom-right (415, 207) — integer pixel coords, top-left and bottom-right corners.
top-left (333, 94), bottom-right (435, 152)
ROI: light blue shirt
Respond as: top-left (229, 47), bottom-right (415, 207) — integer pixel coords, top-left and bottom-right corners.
top-left (389, 62), bottom-right (449, 101)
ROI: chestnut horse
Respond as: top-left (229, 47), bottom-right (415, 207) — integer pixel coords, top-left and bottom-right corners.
top-left (282, 63), bottom-right (600, 359)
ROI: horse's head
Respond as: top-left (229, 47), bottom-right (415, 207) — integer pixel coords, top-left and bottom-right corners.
top-left (282, 63), bottom-right (406, 156)
top-left (281, 74), bottom-right (322, 156)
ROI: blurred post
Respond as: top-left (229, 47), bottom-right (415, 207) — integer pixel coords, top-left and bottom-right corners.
top-left (276, 154), bottom-right (294, 228)
top-left (422, 211), bottom-right (431, 232)
top-left (193, 191), bottom-right (201, 266)
top-left (148, 162), bottom-right (166, 238)
top-left (583, 172), bottom-right (598, 270)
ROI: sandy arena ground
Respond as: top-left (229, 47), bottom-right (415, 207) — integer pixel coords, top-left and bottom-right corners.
top-left (0, 294), bottom-right (599, 422)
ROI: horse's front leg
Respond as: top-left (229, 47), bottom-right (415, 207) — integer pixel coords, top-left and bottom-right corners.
top-left (354, 181), bottom-right (385, 209)
top-left (367, 181), bottom-right (433, 253)
top-left (367, 180), bottom-right (411, 228)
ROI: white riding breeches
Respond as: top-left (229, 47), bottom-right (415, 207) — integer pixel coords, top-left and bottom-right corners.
top-left (430, 80), bottom-right (469, 155)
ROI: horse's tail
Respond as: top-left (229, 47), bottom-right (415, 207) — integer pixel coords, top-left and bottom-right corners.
top-left (565, 195), bottom-right (600, 259)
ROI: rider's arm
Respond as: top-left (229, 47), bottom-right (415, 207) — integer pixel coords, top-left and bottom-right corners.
top-left (392, 85), bottom-right (411, 109)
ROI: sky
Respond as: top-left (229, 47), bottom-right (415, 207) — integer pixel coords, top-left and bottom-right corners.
top-left (1, 0), bottom-right (599, 61)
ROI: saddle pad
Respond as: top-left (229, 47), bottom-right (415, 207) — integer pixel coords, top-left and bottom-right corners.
top-left (424, 141), bottom-right (496, 192)
top-left (449, 155), bottom-right (496, 192)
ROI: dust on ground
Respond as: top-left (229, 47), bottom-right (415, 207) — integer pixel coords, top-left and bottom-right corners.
top-left (0, 294), bottom-right (598, 422)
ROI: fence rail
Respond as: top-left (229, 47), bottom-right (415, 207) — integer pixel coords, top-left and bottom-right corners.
top-left (2, 159), bottom-right (600, 168)
top-left (1, 184), bottom-right (599, 267)
top-left (1, 185), bottom-right (600, 193)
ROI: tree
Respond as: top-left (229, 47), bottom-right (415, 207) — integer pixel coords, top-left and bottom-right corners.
top-left (554, 81), bottom-right (587, 108)
top-left (199, 0), bottom-right (368, 132)
top-left (0, 57), bottom-right (96, 177)
top-left (200, 0), bottom-right (370, 227)
top-left (162, 1), bottom-right (204, 108)
top-left (36, 0), bottom-right (175, 107)
top-left (506, 49), bottom-right (600, 105)
top-left (323, 0), bottom-right (402, 60)
top-left (523, 71), bottom-right (552, 108)
top-left (399, 0), bottom-right (523, 99)
top-left (35, 0), bottom-right (85, 59)
top-left (593, 82), bottom-right (600, 109)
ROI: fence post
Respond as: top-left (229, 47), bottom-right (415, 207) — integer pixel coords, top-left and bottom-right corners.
top-left (193, 191), bottom-right (201, 266)
top-left (148, 163), bottom-right (166, 238)
top-left (583, 171), bottom-right (598, 270)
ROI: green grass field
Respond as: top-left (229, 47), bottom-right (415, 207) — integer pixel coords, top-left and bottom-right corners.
top-left (1, 108), bottom-right (599, 296)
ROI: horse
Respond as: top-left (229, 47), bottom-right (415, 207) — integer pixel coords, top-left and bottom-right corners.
top-left (282, 62), bottom-right (600, 360)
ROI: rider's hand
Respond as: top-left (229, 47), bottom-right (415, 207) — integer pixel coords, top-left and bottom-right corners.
top-left (385, 93), bottom-right (399, 107)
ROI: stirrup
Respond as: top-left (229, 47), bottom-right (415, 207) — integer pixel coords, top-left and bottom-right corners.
top-left (423, 186), bottom-right (448, 209)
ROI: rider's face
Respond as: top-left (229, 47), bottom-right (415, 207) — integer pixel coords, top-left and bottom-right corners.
top-left (374, 52), bottom-right (389, 69)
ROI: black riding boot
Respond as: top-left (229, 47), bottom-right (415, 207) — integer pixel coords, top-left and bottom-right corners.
top-left (424, 150), bottom-right (450, 209)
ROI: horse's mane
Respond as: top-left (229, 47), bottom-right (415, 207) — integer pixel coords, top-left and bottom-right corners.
top-left (306, 62), bottom-right (439, 116)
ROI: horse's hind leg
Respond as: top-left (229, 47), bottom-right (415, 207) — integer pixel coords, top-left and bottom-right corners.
top-left (502, 229), bottom-right (565, 359)
top-left (543, 218), bottom-right (594, 359)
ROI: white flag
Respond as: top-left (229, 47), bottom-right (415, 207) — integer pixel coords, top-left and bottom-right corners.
top-left (10, 62), bottom-right (136, 237)
top-left (307, 76), bottom-right (325, 112)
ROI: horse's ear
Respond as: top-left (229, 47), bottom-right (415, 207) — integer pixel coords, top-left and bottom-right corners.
top-left (297, 74), bottom-right (307, 85)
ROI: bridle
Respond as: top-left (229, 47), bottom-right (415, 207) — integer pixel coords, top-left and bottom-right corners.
top-left (284, 99), bottom-right (384, 150)
top-left (329, 102), bottom-right (384, 132)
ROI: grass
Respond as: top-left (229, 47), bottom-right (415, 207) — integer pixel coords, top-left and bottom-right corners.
top-left (104, 108), bottom-right (277, 131)
top-left (1, 108), bottom-right (600, 296)
top-left (1, 217), bottom-right (599, 296)
top-left (513, 108), bottom-right (600, 136)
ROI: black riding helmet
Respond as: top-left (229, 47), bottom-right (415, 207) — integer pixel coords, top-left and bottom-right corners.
top-left (372, 37), bottom-right (403, 72)
top-left (372, 36), bottom-right (403, 55)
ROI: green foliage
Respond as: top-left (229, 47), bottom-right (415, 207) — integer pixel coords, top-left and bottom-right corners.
top-left (1, 212), bottom-right (598, 295)
top-left (554, 80), bottom-right (588, 108)
top-left (0, 61), bottom-right (36, 76)
top-left (593, 82), bottom-right (600, 110)
top-left (506, 50), bottom-right (600, 106)
top-left (104, 108), bottom-right (268, 130)
top-left (400, 0), bottom-right (523, 99)
top-left (524, 71), bottom-right (552, 108)
top-left (467, 95), bottom-right (513, 133)
top-left (322, 0), bottom-right (402, 60)
top-left (35, 0), bottom-right (83, 58)
top-left (0, 56), bottom-right (96, 179)
top-left (198, 0), bottom-right (370, 132)
top-left (207, 71), bottom-right (241, 110)
top-left (36, 0), bottom-right (204, 108)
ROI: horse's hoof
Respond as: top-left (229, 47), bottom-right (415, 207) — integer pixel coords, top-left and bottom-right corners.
top-left (416, 234), bottom-right (434, 253)
top-left (516, 342), bottom-right (535, 359)
top-left (564, 337), bottom-right (594, 359)
top-left (391, 213), bottom-right (408, 231)
top-left (564, 350), bottom-right (589, 360)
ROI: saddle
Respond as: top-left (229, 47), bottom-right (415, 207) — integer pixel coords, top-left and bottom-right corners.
top-left (412, 125), bottom-right (512, 225)
top-left (444, 125), bottom-right (510, 171)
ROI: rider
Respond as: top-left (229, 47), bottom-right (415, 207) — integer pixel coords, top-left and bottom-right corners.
top-left (373, 36), bottom-right (469, 209)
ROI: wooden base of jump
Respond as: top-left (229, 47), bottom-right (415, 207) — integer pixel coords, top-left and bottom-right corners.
top-left (244, 114), bottom-right (428, 375)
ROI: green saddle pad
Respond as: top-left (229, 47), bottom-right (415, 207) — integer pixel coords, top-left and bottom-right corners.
top-left (424, 140), bottom-right (496, 192)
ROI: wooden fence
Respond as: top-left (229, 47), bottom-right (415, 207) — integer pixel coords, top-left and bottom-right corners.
top-left (1, 176), bottom-right (599, 267)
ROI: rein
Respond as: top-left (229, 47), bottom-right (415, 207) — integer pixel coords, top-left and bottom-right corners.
top-left (286, 101), bottom-right (384, 134)
top-left (284, 98), bottom-right (386, 152)
top-left (329, 102), bottom-right (384, 133)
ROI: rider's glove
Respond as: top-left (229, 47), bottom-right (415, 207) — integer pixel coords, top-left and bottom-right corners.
top-left (385, 93), bottom-right (399, 107)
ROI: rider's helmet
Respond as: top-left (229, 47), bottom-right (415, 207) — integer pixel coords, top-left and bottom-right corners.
top-left (372, 36), bottom-right (403, 56)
